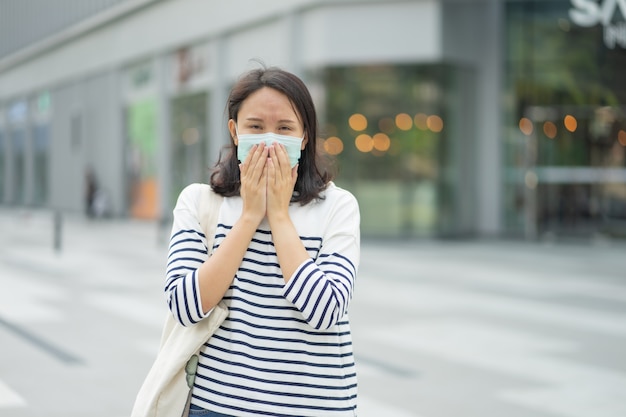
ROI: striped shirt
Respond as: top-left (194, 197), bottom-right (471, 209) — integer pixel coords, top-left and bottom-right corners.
top-left (166, 182), bottom-right (360, 416)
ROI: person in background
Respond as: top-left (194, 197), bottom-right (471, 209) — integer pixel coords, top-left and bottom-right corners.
top-left (166, 65), bottom-right (361, 416)
top-left (85, 166), bottom-right (98, 218)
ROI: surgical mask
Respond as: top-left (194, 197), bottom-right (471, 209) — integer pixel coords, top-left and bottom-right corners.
top-left (236, 128), bottom-right (304, 168)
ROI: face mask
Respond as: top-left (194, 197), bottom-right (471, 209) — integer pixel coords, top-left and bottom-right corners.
top-left (236, 129), bottom-right (304, 168)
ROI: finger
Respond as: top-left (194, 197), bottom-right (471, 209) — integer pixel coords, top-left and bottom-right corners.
top-left (246, 143), bottom-right (265, 174)
top-left (240, 144), bottom-right (254, 171)
top-left (291, 163), bottom-right (299, 182)
top-left (252, 145), bottom-right (269, 186)
top-left (241, 144), bottom-right (259, 175)
top-left (267, 154), bottom-right (275, 186)
top-left (252, 142), bottom-right (267, 167)
top-left (261, 156), bottom-right (269, 187)
top-left (274, 143), bottom-right (291, 171)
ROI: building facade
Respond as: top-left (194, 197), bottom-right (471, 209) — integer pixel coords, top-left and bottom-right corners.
top-left (0, 0), bottom-right (624, 240)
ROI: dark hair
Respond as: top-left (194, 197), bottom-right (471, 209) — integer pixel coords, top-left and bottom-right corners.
top-left (210, 66), bottom-right (334, 205)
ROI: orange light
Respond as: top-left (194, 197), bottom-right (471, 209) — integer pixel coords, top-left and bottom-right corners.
top-left (427, 115), bottom-right (444, 133)
top-left (619, 130), bottom-right (626, 147)
top-left (355, 134), bottom-right (373, 152)
top-left (372, 133), bottom-right (391, 152)
top-left (395, 113), bottom-right (413, 131)
top-left (543, 121), bottom-right (557, 139)
top-left (519, 118), bottom-right (533, 136)
top-left (324, 136), bottom-right (344, 155)
top-left (414, 113), bottom-right (428, 130)
top-left (564, 115), bottom-right (577, 132)
top-left (348, 114), bottom-right (368, 131)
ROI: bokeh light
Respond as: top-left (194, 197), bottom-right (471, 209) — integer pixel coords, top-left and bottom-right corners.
top-left (564, 115), bottom-right (577, 132)
top-left (525, 170), bottom-right (538, 189)
top-left (414, 113), bottom-right (428, 130)
top-left (519, 118), bottom-right (533, 135)
top-left (427, 115), bottom-right (443, 132)
top-left (349, 113), bottom-right (368, 131)
top-left (395, 113), bottom-right (413, 131)
top-left (372, 133), bottom-right (391, 152)
top-left (355, 134), bottom-right (373, 152)
top-left (543, 121), bottom-right (557, 139)
top-left (324, 136), bottom-right (344, 155)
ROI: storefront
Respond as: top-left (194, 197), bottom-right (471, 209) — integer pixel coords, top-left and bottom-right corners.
top-left (503, 0), bottom-right (626, 239)
top-left (317, 64), bottom-right (476, 238)
top-left (123, 60), bottom-right (159, 219)
top-left (3, 0), bottom-right (623, 240)
top-left (0, 0), bottom-right (498, 239)
top-left (167, 43), bottom-right (211, 210)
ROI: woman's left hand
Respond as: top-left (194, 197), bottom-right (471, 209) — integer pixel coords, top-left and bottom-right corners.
top-left (266, 143), bottom-right (297, 223)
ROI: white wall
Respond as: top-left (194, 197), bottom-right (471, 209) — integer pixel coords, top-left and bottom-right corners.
top-left (0, 0), bottom-right (313, 98)
top-left (49, 72), bottom-right (123, 214)
top-left (0, 0), bottom-right (443, 98)
top-left (301, 1), bottom-right (441, 67)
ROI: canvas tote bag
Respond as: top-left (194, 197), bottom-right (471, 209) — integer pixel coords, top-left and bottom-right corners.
top-left (131, 184), bottom-right (225, 417)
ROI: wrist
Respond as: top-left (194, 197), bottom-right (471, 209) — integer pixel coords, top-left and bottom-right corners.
top-left (239, 212), bottom-right (264, 229)
top-left (267, 211), bottom-right (291, 228)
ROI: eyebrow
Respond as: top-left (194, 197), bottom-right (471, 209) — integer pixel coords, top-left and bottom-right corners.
top-left (244, 117), bottom-right (298, 124)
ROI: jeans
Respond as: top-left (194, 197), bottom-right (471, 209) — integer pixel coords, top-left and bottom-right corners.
top-left (188, 403), bottom-right (233, 417)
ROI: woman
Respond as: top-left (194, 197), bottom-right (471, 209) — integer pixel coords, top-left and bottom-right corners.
top-left (166, 66), bottom-right (360, 416)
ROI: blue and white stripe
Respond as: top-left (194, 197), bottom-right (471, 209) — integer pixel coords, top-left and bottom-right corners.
top-left (166, 182), bottom-right (360, 416)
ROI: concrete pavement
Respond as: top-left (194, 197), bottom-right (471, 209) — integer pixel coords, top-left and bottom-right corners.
top-left (1, 208), bottom-right (625, 417)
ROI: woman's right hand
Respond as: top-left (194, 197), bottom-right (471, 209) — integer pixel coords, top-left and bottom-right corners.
top-left (239, 142), bottom-right (268, 224)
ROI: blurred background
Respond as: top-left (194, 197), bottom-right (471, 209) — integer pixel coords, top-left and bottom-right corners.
top-left (1, 1), bottom-right (626, 417)
top-left (1, 0), bottom-right (625, 242)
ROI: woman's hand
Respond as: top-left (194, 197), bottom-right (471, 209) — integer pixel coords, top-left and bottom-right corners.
top-left (266, 143), bottom-right (297, 224)
top-left (196, 143), bottom-right (269, 313)
top-left (266, 142), bottom-right (307, 283)
top-left (239, 142), bottom-right (268, 225)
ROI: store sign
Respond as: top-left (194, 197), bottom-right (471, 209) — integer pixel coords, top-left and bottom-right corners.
top-left (569, 0), bottom-right (626, 48)
top-left (170, 43), bottom-right (210, 93)
top-left (123, 61), bottom-right (156, 103)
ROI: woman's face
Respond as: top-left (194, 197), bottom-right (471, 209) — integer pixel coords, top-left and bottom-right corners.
top-left (229, 87), bottom-right (307, 150)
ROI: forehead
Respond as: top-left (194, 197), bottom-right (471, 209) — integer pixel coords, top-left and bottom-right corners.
top-left (239, 87), bottom-right (300, 121)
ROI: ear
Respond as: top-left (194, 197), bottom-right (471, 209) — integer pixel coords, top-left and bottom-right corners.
top-left (228, 119), bottom-right (238, 146)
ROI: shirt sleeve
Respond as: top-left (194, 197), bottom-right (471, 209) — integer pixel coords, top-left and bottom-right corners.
top-left (165, 183), bottom-right (212, 326)
top-left (282, 190), bottom-right (360, 330)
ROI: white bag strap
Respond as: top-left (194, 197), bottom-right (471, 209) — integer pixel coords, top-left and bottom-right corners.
top-left (197, 184), bottom-right (223, 253)
top-left (131, 184), bottom-right (226, 417)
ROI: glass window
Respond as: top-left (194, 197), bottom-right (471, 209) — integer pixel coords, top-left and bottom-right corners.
top-left (125, 98), bottom-right (158, 219)
top-left (504, 0), bottom-right (626, 239)
top-left (317, 64), bottom-right (474, 238)
top-left (170, 91), bottom-right (208, 208)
